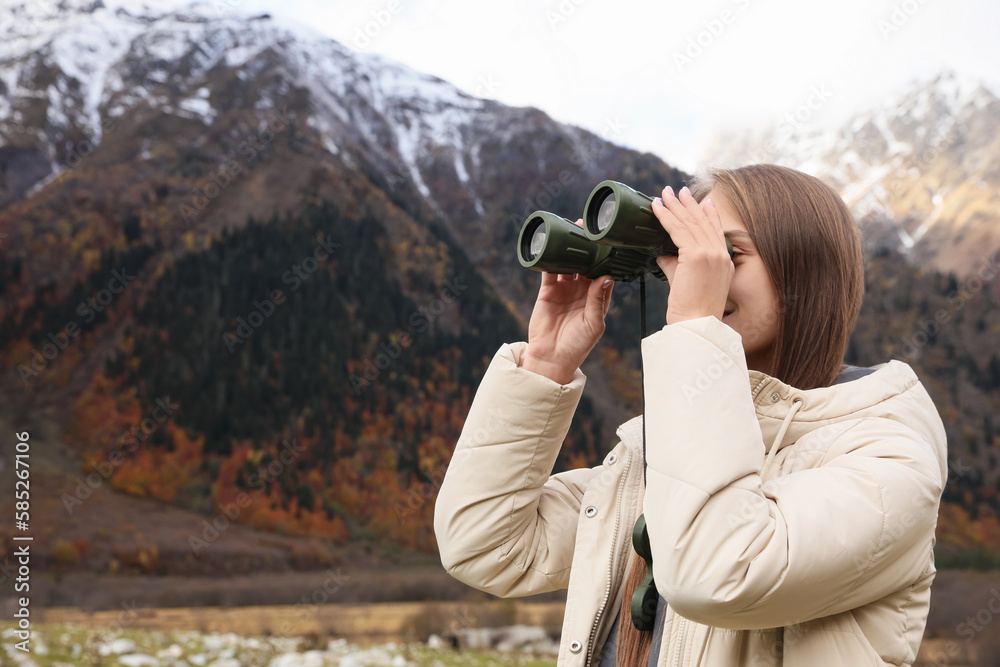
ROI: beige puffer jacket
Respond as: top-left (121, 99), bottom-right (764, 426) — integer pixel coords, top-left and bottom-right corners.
top-left (434, 316), bottom-right (948, 666)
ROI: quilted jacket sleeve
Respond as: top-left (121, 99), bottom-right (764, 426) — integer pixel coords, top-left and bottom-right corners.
top-left (640, 316), bottom-right (945, 630)
top-left (433, 341), bottom-right (605, 597)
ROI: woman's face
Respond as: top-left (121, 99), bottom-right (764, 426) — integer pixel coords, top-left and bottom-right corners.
top-left (706, 189), bottom-right (782, 375)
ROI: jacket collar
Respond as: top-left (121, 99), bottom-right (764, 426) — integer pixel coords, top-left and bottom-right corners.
top-left (617, 359), bottom-right (927, 459)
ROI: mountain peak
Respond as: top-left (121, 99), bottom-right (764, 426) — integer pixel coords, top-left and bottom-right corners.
top-left (910, 67), bottom-right (998, 108)
top-left (699, 66), bottom-right (1000, 277)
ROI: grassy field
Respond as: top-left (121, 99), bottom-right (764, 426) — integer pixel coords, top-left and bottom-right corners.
top-left (0, 622), bottom-right (558, 667)
top-left (5, 593), bottom-right (1000, 667)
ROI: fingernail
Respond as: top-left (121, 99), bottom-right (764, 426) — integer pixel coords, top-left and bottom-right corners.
top-left (665, 186), bottom-right (674, 197)
top-left (707, 198), bottom-right (715, 207)
top-left (681, 186), bottom-right (690, 196)
top-left (603, 279), bottom-right (613, 287)
top-left (654, 197), bottom-right (663, 206)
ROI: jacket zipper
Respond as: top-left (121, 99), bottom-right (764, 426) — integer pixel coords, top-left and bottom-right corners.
top-left (672, 616), bottom-right (688, 666)
top-left (584, 446), bottom-right (633, 667)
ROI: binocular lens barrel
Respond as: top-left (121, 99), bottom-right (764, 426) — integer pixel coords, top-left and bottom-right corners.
top-left (517, 210), bottom-right (665, 281)
top-left (516, 180), bottom-right (732, 283)
top-left (527, 225), bottom-right (546, 261)
top-left (595, 191), bottom-right (616, 233)
top-left (584, 181), bottom-right (670, 252)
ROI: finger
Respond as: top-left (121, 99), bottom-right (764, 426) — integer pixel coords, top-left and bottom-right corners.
top-left (541, 270), bottom-right (557, 287)
top-left (658, 191), bottom-right (710, 250)
top-left (575, 218), bottom-right (584, 228)
top-left (656, 254), bottom-right (679, 285)
top-left (585, 275), bottom-right (612, 327)
top-left (652, 195), bottom-right (686, 242)
top-left (703, 198), bottom-right (724, 236)
top-left (602, 280), bottom-right (614, 318)
top-left (659, 185), bottom-right (694, 225)
top-left (677, 186), bottom-right (717, 243)
top-left (676, 187), bottom-right (726, 250)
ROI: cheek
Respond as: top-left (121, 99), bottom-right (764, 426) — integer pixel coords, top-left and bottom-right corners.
top-left (740, 293), bottom-right (781, 345)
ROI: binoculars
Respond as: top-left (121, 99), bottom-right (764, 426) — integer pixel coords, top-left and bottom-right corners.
top-left (516, 180), bottom-right (733, 282)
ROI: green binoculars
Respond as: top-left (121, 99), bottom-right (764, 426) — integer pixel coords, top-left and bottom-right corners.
top-left (516, 180), bottom-right (733, 282)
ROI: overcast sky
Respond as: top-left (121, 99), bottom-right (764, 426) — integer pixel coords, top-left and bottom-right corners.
top-left (212, 0), bottom-right (1000, 172)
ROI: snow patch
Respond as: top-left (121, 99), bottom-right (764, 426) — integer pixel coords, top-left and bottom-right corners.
top-left (453, 150), bottom-right (469, 184)
top-left (177, 86), bottom-right (216, 124)
top-left (394, 121), bottom-right (431, 198)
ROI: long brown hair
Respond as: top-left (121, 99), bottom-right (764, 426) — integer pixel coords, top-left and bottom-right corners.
top-left (615, 163), bottom-right (865, 662)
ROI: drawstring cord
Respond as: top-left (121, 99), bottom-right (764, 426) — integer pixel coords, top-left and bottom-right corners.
top-left (763, 399), bottom-right (803, 473)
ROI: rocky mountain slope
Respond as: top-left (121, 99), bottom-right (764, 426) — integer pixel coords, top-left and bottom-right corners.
top-left (701, 70), bottom-right (1000, 278)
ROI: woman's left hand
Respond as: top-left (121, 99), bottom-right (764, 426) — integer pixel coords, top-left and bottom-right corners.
top-left (652, 186), bottom-right (734, 326)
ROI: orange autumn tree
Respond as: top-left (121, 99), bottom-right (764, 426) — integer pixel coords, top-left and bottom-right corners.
top-left (67, 371), bottom-right (145, 462)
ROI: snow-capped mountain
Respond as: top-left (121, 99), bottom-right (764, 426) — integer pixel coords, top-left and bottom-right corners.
top-left (700, 70), bottom-right (1000, 277)
top-left (1, 0), bottom-right (490, 203)
top-left (0, 0), bottom-right (678, 244)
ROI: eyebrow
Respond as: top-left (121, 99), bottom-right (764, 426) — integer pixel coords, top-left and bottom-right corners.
top-left (723, 230), bottom-right (753, 241)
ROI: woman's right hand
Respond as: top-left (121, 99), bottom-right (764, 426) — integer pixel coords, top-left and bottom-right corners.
top-left (521, 219), bottom-right (614, 385)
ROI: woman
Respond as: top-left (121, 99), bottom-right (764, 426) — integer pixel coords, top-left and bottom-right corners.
top-left (433, 164), bottom-right (947, 665)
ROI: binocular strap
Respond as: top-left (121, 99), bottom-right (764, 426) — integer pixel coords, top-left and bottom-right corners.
top-left (639, 274), bottom-right (647, 489)
top-left (628, 275), bottom-right (662, 632)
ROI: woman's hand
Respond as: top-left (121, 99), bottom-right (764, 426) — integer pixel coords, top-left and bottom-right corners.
top-left (522, 220), bottom-right (614, 384)
top-left (652, 186), bottom-right (733, 326)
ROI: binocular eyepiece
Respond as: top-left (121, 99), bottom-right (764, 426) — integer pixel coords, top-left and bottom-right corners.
top-left (517, 180), bottom-right (733, 282)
